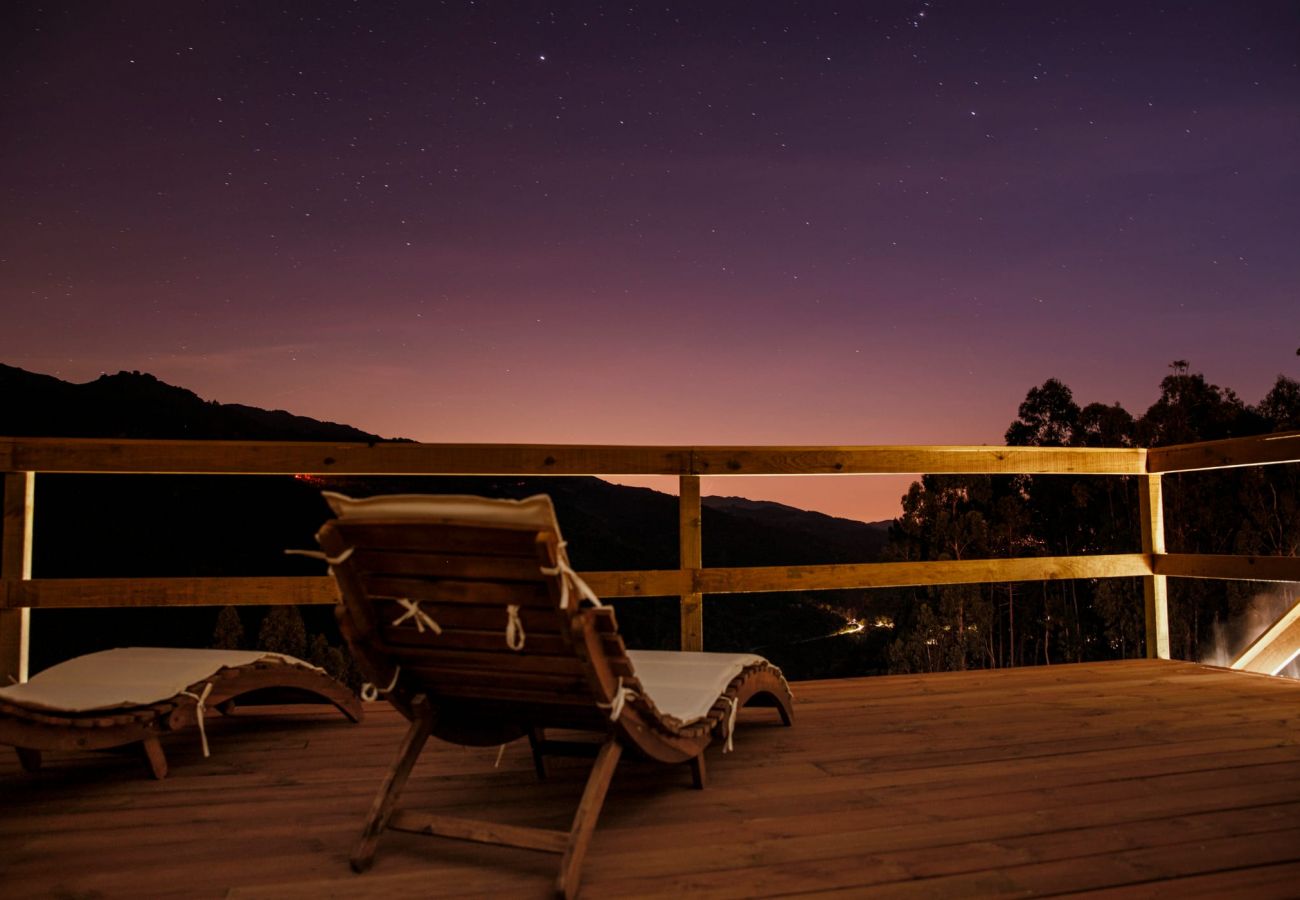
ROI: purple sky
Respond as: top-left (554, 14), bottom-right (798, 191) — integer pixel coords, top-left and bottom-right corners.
top-left (3, 2), bottom-right (1297, 521)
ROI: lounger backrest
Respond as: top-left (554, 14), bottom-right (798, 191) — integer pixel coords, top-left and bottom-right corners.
top-left (316, 493), bottom-right (636, 724)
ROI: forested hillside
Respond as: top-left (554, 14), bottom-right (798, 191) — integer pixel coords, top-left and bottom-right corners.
top-left (882, 362), bottom-right (1299, 676)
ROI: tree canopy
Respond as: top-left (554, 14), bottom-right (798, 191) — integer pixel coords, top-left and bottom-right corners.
top-left (885, 365), bottom-right (1299, 675)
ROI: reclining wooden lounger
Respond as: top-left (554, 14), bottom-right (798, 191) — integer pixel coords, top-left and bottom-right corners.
top-left (314, 492), bottom-right (794, 899)
top-left (0, 647), bottom-right (362, 779)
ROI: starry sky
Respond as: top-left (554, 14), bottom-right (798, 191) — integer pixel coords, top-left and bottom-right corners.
top-left (2, 2), bottom-right (1297, 522)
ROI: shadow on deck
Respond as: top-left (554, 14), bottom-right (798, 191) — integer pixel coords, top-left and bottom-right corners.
top-left (4, 659), bottom-right (1300, 898)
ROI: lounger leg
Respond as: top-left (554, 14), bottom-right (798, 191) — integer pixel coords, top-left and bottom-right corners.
top-left (777, 702), bottom-right (793, 727)
top-left (689, 752), bottom-right (706, 790)
top-left (528, 727), bottom-right (548, 781)
top-left (16, 747), bottom-right (41, 774)
top-left (352, 698), bottom-right (435, 873)
top-left (140, 736), bottom-right (168, 780)
top-left (554, 738), bottom-right (622, 900)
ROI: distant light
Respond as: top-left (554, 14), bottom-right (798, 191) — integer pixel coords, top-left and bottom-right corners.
top-left (539, 54), bottom-right (546, 61)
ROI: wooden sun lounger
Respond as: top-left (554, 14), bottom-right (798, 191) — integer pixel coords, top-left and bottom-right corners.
top-left (316, 492), bottom-right (794, 898)
top-left (0, 649), bottom-right (362, 779)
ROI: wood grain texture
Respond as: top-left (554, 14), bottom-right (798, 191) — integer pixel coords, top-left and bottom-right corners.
top-left (1, 551), bottom-right (1173, 613)
top-left (0, 437), bottom-right (1147, 476)
top-left (1, 575), bottom-right (339, 609)
top-left (0, 471), bottom-right (33, 684)
top-left (1, 437), bottom-right (690, 476)
top-left (690, 444), bottom-right (1145, 475)
top-left (4, 660), bottom-right (1300, 898)
top-left (1230, 597), bottom-right (1300, 676)
top-left (387, 809), bottom-right (569, 852)
top-left (579, 569), bottom-right (689, 598)
top-left (693, 553), bottom-right (1151, 594)
top-left (1155, 553), bottom-right (1300, 583)
top-left (3, 554), bottom-right (1159, 611)
top-left (678, 475), bottom-right (703, 652)
top-left (1147, 430), bottom-right (1300, 473)
top-left (1140, 474), bottom-right (1170, 661)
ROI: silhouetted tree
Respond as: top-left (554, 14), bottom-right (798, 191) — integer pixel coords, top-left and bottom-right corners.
top-left (307, 633), bottom-right (359, 689)
top-left (1005, 378), bottom-right (1079, 447)
top-left (211, 606), bottom-right (245, 650)
top-left (257, 606), bottom-right (308, 659)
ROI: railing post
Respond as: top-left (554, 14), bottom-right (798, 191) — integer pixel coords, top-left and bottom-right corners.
top-left (679, 475), bottom-right (703, 651)
top-left (1, 471), bottom-right (34, 684)
top-left (1139, 473), bottom-right (1170, 660)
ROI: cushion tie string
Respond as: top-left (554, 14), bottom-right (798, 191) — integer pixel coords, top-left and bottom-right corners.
top-left (505, 605), bottom-right (526, 651)
top-left (722, 696), bottom-right (739, 753)
top-left (540, 545), bottom-right (603, 610)
top-left (284, 547), bottom-right (354, 567)
top-left (392, 598), bottom-right (441, 634)
top-left (597, 677), bottom-right (636, 722)
top-left (360, 665), bottom-right (401, 702)
top-left (178, 682), bottom-right (214, 758)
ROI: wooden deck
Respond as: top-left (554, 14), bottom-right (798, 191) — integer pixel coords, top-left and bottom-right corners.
top-left (3, 659), bottom-right (1300, 898)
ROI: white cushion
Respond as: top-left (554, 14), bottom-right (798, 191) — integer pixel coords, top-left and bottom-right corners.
top-left (627, 649), bottom-right (767, 724)
top-left (0, 648), bottom-right (318, 713)
top-left (323, 491), bottom-right (564, 538)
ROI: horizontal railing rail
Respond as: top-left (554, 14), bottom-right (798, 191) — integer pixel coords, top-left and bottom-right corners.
top-left (0, 436), bottom-right (1146, 476)
top-left (1147, 431), bottom-right (1300, 473)
top-left (0, 554), bottom-right (1157, 609)
top-left (2, 431), bottom-right (1297, 682)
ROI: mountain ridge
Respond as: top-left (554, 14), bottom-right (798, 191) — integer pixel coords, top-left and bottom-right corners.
top-left (1, 363), bottom-right (895, 677)
top-left (0, 364), bottom-right (387, 442)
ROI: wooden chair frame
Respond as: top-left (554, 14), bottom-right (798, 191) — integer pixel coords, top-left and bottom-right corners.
top-left (319, 513), bottom-right (793, 898)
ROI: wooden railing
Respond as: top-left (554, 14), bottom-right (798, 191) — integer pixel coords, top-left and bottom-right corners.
top-left (2, 432), bottom-right (1298, 683)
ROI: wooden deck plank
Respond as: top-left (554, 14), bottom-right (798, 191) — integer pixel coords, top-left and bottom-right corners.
top-left (3, 659), bottom-right (1299, 898)
top-left (1057, 860), bottom-right (1300, 899)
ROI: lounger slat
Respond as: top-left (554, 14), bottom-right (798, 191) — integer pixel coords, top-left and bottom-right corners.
top-left (378, 626), bottom-right (631, 663)
top-left (371, 629), bottom-right (637, 679)
top-left (380, 649), bottom-right (590, 677)
top-left (352, 549), bottom-right (546, 582)
top-left (364, 576), bottom-right (554, 608)
top-left (402, 664), bottom-right (592, 693)
top-left (590, 608), bottom-right (619, 633)
top-left (335, 522), bottom-right (542, 557)
top-left (383, 604), bottom-right (568, 634)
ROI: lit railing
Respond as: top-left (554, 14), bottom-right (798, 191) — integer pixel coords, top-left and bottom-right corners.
top-left (2, 433), bottom-right (1298, 682)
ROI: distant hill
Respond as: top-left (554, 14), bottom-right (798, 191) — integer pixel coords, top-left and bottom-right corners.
top-left (1, 364), bottom-right (896, 677)
top-left (0, 364), bottom-right (384, 442)
top-left (703, 495), bottom-right (890, 563)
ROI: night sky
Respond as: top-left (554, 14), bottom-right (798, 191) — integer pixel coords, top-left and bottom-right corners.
top-left (3, 2), bottom-right (1297, 521)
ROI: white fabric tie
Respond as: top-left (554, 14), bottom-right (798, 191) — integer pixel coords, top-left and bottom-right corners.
top-left (598, 677), bottom-right (636, 722)
top-left (391, 598), bottom-right (441, 634)
top-left (505, 605), bottom-right (526, 651)
top-left (360, 665), bottom-right (401, 702)
top-left (284, 547), bottom-right (354, 566)
top-left (178, 682), bottom-right (214, 758)
top-left (540, 545), bottom-right (603, 610)
top-left (722, 696), bottom-right (739, 753)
